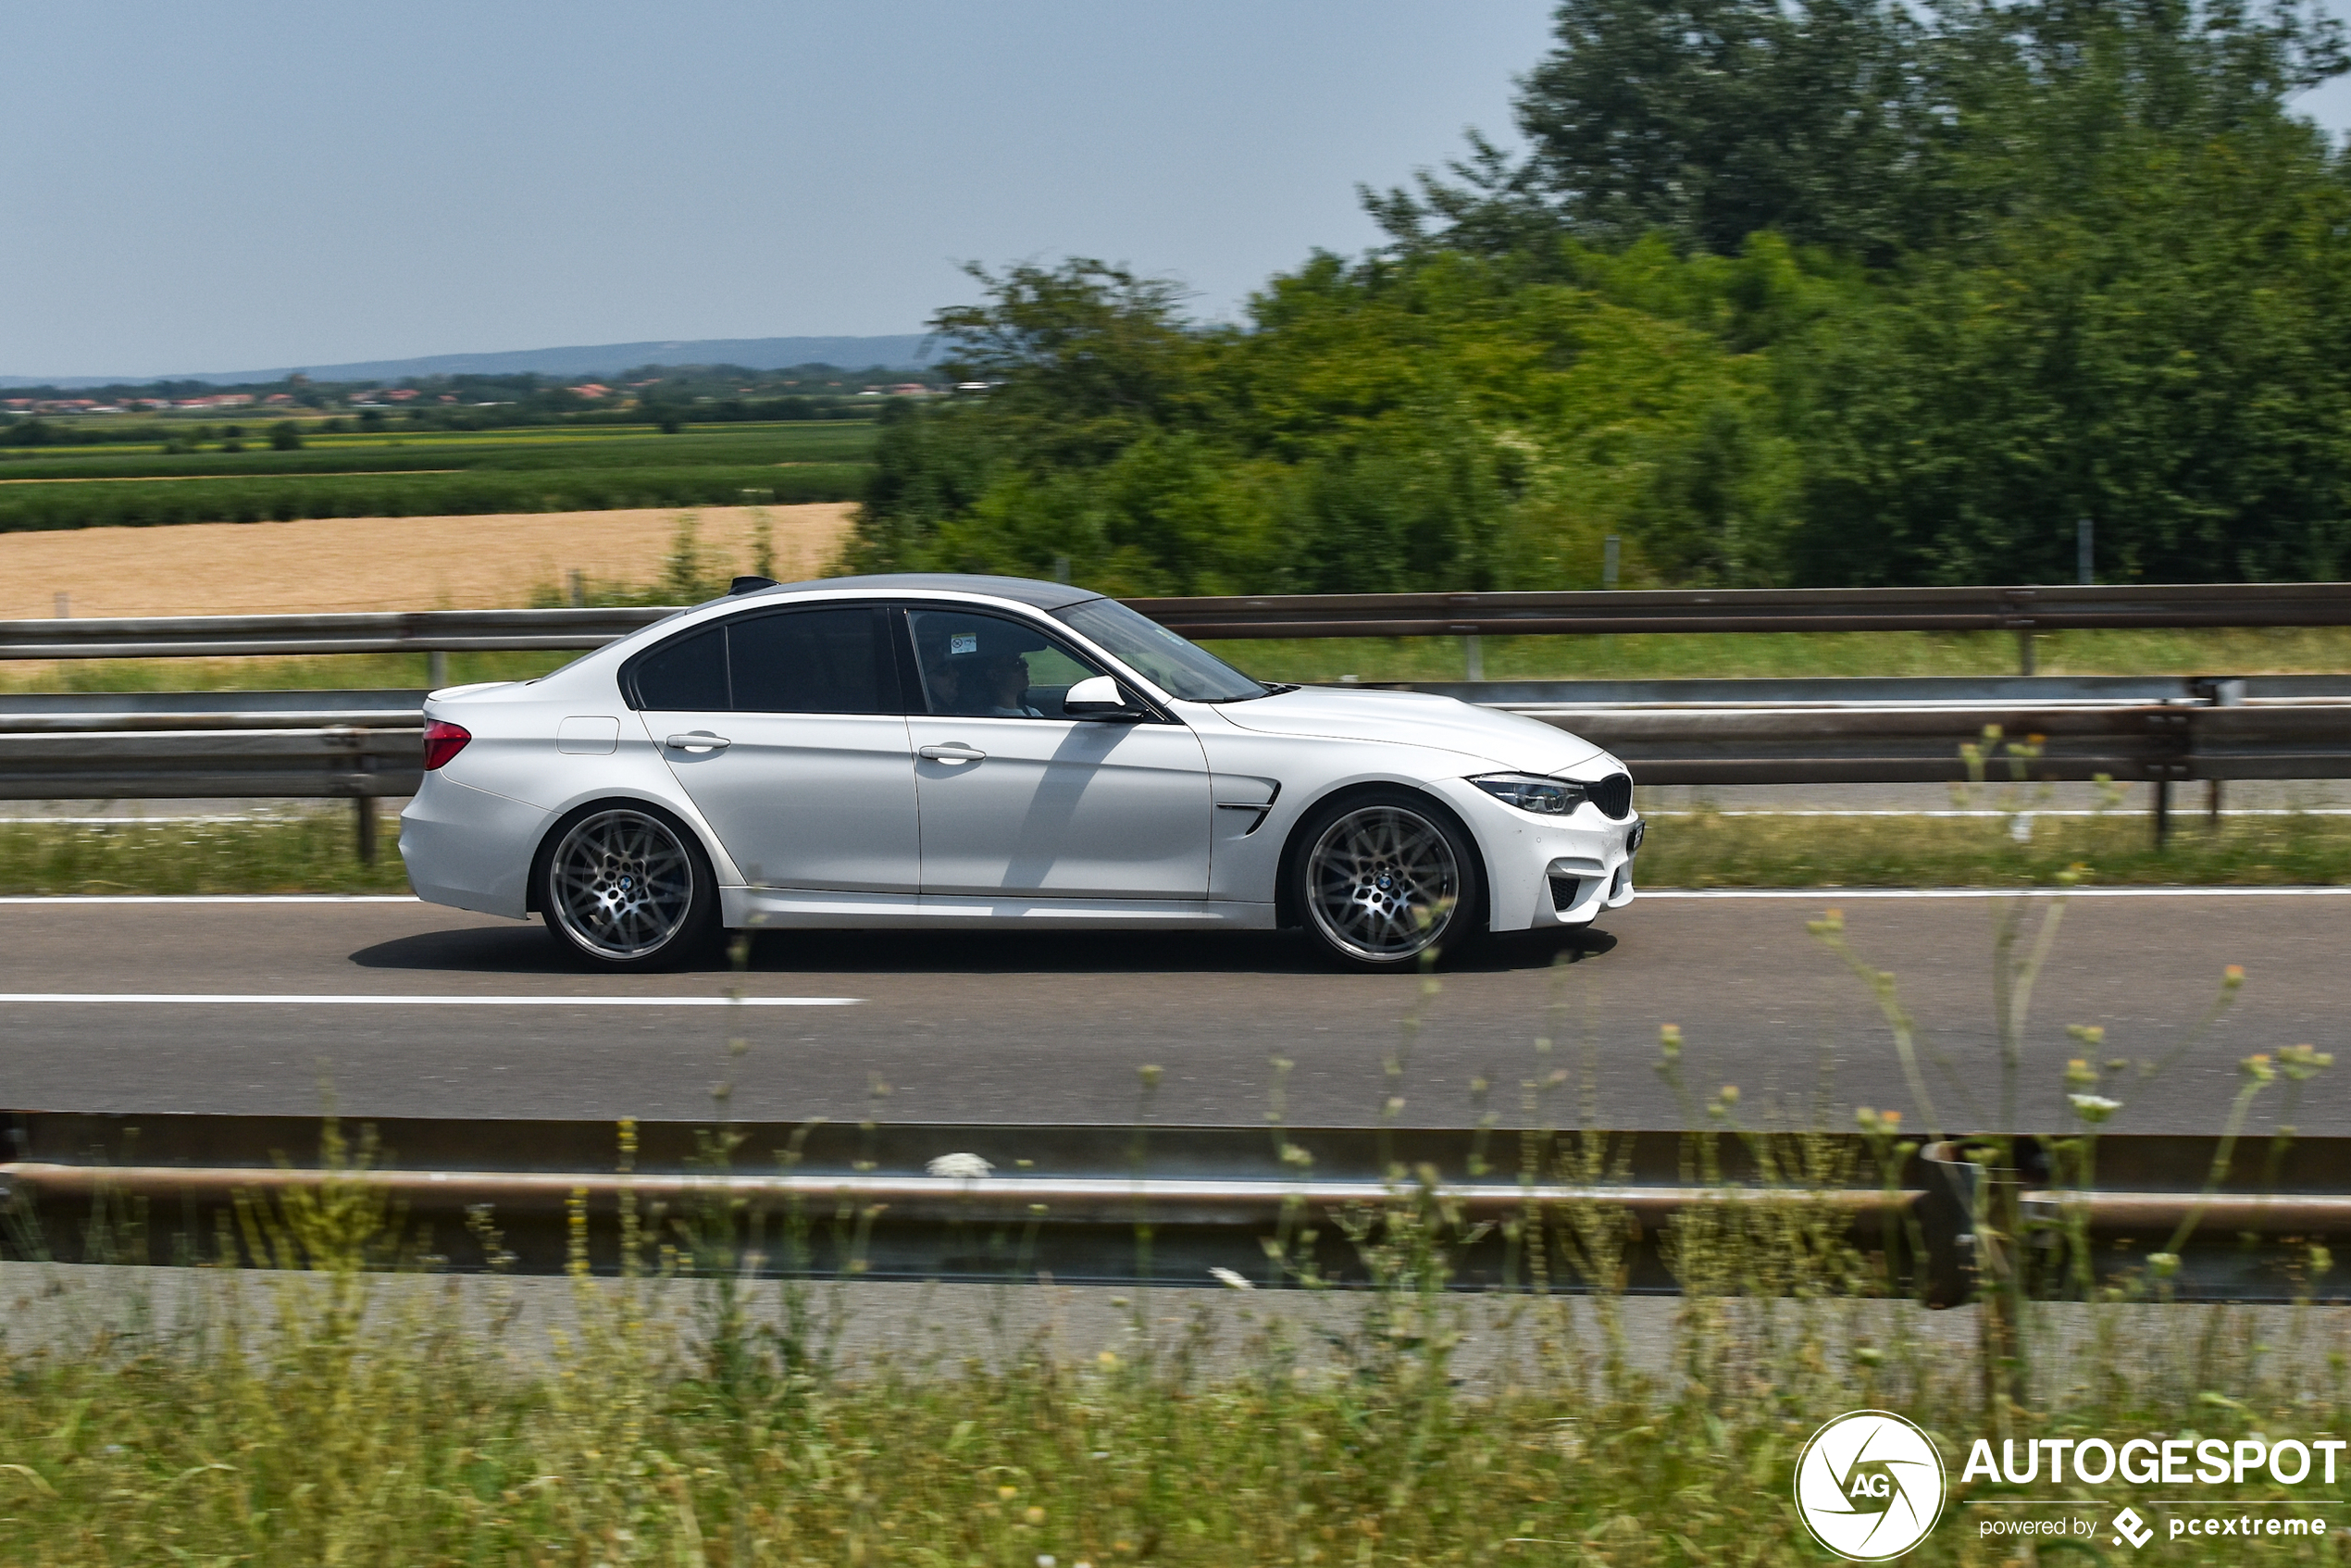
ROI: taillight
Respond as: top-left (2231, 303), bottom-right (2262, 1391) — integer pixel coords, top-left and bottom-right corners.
top-left (422, 719), bottom-right (471, 770)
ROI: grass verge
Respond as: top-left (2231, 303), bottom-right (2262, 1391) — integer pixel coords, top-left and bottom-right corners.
top-left (19, 624), bottom-right (2351, 696)
top-left (3, 809), bottom-right (2344, 895)
top-left (1205, 625), bottom-right (2351, 681)
top-left (0, 815), bottom-right (411, 895)
top-left (1638, 806), bottom-right (2351, 888)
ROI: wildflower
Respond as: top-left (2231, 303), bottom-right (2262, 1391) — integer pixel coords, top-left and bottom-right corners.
top-left (1659, 1023), bottom-right (1683, 1059)
top-left (2065, 1057), bottom-right (2098, 1087)
top-left (999, 1486), bottom-right (1020, 1501)
top-left (1718, 1085), bottom-right (1739, 1105)
top-left (1209, 1267), bottom-right (1254, 1290)
top-left (1026, 1507), bottom-right (1048, 1525)
top-left (926, 1152), bottom-right (994, 1179)
top-left (2244, 1053), bottom-right (2276, 1084)
top-left (2224, 964), bottom-right (2245, 988)
top-left (2280, 1044), bottom-right (2334, 1081)
top-left (1881, 1110), bottom-right (1900, 1128)
top-left (2148, 1252), bottom-right (2182, 1278)
top-left (2068, 1094), bottom-right (2122, 1125)
top-left (1098, 1350), bottom-right (1118, 1369)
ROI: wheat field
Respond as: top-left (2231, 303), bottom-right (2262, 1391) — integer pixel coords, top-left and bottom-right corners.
top-left (0, 503), bottom-right (855, 619)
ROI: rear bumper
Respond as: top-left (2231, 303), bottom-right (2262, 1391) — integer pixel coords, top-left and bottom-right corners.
top-left (398, 774), bottom-right (547, 920)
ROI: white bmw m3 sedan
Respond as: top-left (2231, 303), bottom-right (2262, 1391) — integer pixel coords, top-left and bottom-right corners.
top-left (399, 574), bottom-right (1642, 971)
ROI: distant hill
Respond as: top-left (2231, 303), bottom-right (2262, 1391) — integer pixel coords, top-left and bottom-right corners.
top-left (0, 334), bottom-right (934, 389)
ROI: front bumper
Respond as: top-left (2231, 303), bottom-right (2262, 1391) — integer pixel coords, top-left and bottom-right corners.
top-left (1430, 778), bottom-right (1642, 931)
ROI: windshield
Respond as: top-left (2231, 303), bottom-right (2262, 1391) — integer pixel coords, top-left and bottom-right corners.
top-left (1050, 597), bottom-right (1269, 703)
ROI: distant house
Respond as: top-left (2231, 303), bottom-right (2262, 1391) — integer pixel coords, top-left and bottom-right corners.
top-left (263, 392), bottom-right (295, 404)
top-left (567, 382), bottom-right (610, 399)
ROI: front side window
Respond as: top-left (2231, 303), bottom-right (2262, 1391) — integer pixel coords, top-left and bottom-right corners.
top-left (627, 604), bottom-right (894, 713)
top-left (905, 608), bottom-right (1107, 719)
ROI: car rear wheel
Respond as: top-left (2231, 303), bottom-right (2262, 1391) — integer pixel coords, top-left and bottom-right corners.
top-left (539, 804), bottom-right (716, 971)
top-left (1290, 791), bottom-right (1481, 972)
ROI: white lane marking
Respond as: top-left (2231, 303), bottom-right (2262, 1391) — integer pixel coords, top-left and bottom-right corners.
top-left (0, 993), bottom-right (860, 1006)
top-left (1648, 807), bottom-right (2351, 818)
top-left (0, 895), bottom-right (419, 904)
top-left (1644, 887), bottom-right (2351, 900)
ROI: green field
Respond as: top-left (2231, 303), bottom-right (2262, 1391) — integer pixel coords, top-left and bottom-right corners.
top-left (0, 423), bottom-right (877, 531)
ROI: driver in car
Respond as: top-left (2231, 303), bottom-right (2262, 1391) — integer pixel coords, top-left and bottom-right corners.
top-left (969, 651), bottom-right (1042, 717)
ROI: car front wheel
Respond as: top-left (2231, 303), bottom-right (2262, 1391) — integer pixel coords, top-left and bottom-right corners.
top-left (538, 804), bottom-right (717, 971)
top-left (1290, 790), bottom-right (1481, 972)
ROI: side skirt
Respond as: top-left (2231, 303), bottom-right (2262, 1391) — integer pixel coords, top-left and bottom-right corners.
top-left (722, 888), bottom-right (1278, 931)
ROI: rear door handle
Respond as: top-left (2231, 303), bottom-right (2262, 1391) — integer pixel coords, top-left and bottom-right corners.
top-left (665, 731), bottom-right (732, 753)
top-left (919, 742), bottom-right (987, 762)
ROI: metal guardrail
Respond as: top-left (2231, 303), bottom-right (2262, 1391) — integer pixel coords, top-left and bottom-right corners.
top-left (6, 581), bottom-right (2351, 662)
top-left (4, 1113), bottom-right (2344, 1301)
top-left (1134, 582), bottom-right (2351, 639)
top-left (7, 681), bottom-right (2350, 836)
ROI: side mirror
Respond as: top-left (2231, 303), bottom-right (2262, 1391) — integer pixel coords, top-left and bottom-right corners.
top-left (1064, 674), bottom-right (1141, 720)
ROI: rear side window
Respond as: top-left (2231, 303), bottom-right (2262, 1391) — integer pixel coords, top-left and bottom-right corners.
top-left (729, 607), bottom-right (891, 714)
top-left (627, 606), bottom-right (897, 714)
top-left (630, 626), bottom-right (728, 710)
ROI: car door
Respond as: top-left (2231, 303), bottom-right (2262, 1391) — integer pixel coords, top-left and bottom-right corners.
top-left (900, 604), bottom-right (1212, 900)
top-left (633, 603), bottom-right (920, 892)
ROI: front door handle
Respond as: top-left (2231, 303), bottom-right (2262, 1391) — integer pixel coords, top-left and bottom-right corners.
top-left (665, 731), bottom-right (732, 753)
top-left (918, 742), bottom-right (987, 762)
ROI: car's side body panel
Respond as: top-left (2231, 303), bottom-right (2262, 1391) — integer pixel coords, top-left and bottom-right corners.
top-left (906, 714), bottom-right (1213, 898)
top-left (652, 710), bottom-right (921, 892)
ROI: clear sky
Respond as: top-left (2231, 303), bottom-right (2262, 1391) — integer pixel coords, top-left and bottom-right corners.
top-left (9, 1), bottom-right (2349, 380)
top-left (0, 2), bottom-right (1558, 378)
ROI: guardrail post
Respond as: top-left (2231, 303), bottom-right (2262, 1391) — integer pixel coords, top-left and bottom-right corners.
top-left (1463, 634), bottom-right (1484, 681)
top-left (428, 651), bottom-right (447, 690)
top-left (2194, 678), bottom-right (2244, 824)
top-left (354, 798), bottom-right (378, 865)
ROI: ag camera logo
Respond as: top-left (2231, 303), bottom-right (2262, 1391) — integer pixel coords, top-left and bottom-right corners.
top-left (1795, 1411), bottom-right (1947, 1561)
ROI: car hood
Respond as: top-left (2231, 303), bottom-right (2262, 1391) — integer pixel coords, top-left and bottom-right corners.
top-left (1213, 687), bottom-right (1607, 773)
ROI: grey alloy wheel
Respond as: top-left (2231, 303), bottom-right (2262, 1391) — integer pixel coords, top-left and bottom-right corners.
top-left (546, 807), bottom-right (701, 963)
top-left (1302, 803), bottom-right (1462, 965)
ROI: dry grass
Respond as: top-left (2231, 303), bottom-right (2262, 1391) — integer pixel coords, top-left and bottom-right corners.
top-left (0, 503), bottom-right (854, 619)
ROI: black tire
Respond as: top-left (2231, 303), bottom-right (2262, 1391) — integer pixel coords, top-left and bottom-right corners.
top-left (536, 803), bottom-right (719, 972)
top-left (1287, 788), bottom-right (1484, 972)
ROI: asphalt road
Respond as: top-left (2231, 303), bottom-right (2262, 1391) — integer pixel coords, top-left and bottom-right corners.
top-left (1, 891), bottom-right (2345, 1134)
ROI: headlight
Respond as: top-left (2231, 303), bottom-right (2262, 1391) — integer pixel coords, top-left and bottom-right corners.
top-left (1470, 773), bottom-right (1587, 815)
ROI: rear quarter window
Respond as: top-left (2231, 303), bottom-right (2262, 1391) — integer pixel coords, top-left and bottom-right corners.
top-left (628, 625), bottom-right (728, 710)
